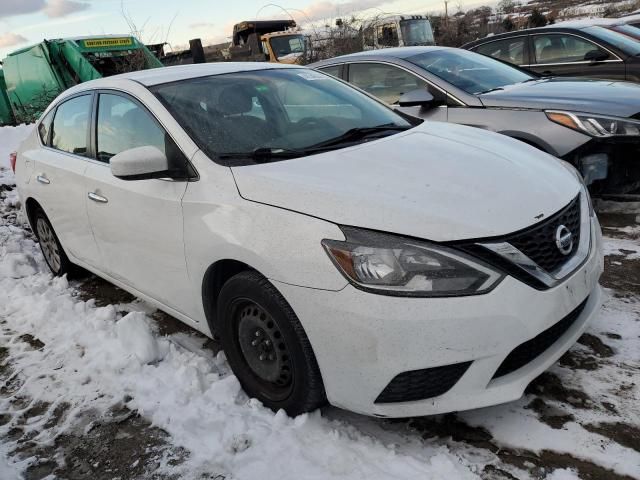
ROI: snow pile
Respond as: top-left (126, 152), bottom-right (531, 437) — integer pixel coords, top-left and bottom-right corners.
top-left (116, 312), bottom-right (165, 365)
top-left (545, 469), bottom-right (581, 480)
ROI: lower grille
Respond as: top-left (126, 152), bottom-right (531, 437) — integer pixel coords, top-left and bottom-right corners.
top-left (375, 362), bottom-right (472, 404)
top-left (493, 297), bottom-right (589, 379)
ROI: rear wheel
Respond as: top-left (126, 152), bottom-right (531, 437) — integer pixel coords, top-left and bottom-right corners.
top-left (33, 209), bottom-right (73, 277)
top-left (217, 271), bottom-right (326, 416)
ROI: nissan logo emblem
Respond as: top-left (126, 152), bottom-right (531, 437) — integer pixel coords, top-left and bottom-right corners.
top-left (555, 225), bottom-right (573, 255)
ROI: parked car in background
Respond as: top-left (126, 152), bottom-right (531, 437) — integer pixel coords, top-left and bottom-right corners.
top-left (13, 63), bottom-right (603, 418)
top-left (311, 47), bottom-right (640, 195)
top-left (534, 18), bottom-right (640, 42)
top-left (462, 25), bottom-right (640, 82)
top-left (618, 11), bottom-right (640, 29)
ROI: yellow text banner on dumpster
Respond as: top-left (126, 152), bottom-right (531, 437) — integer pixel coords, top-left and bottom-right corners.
top-left (82, 38), bottom-right (133, 48)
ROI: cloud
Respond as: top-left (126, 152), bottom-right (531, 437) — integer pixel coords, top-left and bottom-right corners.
top-left (0, 32), bottom-right (29, 48)
top-left (300, 0), bottom-right (388, 21)
top-left (43, 0), bottom-right (90, 18)
top-left (0, 0), bottom-right (46, 18)
top-left (189, 22), bottom-right (216, 30)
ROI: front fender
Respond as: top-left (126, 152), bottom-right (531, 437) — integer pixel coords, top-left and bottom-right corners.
top-left (182, 152), bottom-right (348, 324)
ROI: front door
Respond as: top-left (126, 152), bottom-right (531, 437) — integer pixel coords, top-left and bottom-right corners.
top-left (527, 33), bottom-right (625, 80)
top-left (346, 62), bottom-right (448, 121)
top-left (84, 91), bottom-right (194, 315)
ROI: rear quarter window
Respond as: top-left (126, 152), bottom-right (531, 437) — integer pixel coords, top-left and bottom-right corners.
top-left (38, 109), bottom-right (55, 146)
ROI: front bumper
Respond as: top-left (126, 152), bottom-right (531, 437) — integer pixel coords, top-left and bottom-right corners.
top-left (568, 138), bottom-right (640, 195)
top-left (274, 217), bottom-right (604, 417)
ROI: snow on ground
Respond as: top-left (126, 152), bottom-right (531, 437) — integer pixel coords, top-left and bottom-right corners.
top-left (603, 236), bottom-right (640, 259)
top-left (1, 125), bottom-right (639, 479)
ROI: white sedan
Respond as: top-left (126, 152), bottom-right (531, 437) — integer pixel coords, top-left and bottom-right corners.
top-left (13, 63), bottom-right (603, 417)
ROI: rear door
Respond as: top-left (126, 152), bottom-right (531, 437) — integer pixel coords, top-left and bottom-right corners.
top-left (83, 91), bottom-right (195, 314)
top-left (31, 93), bottom-right (101, 265)
top-left (526, 33), bottom-right (625, 79)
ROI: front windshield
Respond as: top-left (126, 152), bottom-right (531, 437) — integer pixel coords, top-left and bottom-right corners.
top-left (407, 49), bottom-right (534, 94)
top-left (270, 35), bottom-right (305, 60)
top-left (151, 69), bottom-right (410, 165)
top-left (399, 19), bottom-right (435, 46)
top-left (583, 26), bottom-right (640, 55)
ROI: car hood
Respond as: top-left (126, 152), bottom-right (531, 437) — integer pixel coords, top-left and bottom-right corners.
top-left (231, 122), bottom-right (579, 242)
top-left (479, 77), bottom-right (640, 118)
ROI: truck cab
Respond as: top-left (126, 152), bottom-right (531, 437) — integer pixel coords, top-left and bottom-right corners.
top-left (363, 15), bottom-right (435, 50)
top-left (229, 20), bottom-right (307, 64)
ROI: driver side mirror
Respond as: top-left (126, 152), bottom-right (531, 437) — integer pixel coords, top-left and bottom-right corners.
top-left (584, 49), bottom-right (609, 63)
top-left (398, 89), bottom-right (436, 108)
top-left (110, 146), bottom-right (170, 181)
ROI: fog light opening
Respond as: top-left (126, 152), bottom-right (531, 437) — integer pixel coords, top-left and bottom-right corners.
top-left (578, 153), bottom-right (608, 185)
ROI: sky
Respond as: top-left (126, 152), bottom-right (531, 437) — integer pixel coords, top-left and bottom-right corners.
top-left (0, 0), bottom-right (492, 58)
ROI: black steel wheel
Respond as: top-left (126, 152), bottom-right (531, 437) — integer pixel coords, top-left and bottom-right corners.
top-left (217, 271), bottom-right (326, 415)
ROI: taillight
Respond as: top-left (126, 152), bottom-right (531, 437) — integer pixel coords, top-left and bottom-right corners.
top-left (9, 152), bottom-right (17, 173)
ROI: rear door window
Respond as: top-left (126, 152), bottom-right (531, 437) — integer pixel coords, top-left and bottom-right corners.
top-left (51, 95), bottom-right (92, 156)
top-left (474, 37), bottom-right (526, 65)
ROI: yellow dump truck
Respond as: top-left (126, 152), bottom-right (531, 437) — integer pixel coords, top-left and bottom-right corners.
top-left (229, 20), bottom-right (307, 64)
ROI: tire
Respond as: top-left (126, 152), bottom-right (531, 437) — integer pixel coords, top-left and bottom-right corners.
top-left (33, 208), bottom-right (74, 277)
top-left (217, 270), bottom-right (326, 416)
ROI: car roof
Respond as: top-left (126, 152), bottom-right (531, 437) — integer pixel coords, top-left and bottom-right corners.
top-left (322, 45), bottom-right (451, 61)
top-left (461, 25), bottom-right (606, 48)
top-left (544, 18), bottom-right (621, 28)
top-left (83, 62), bottom-right (301, 87)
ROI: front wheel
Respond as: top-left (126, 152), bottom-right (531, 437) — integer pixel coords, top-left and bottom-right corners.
top-left (217, 271), bottom-right (326, 416)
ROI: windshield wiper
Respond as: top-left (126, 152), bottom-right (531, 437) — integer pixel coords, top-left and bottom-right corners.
top-left (476, 87), bottom-right (505, 95)
top-left (218, 124), bottom-right (411, 163)
top-left (307, 124), bottom-right (411, 149)
top-left (218, 147), bottom-right (309, 163)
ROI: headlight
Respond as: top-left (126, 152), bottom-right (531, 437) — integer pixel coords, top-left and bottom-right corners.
top-left (546, 110), bottom-right (640, 137)
top-left (322, 227), bottom-right (503, 297)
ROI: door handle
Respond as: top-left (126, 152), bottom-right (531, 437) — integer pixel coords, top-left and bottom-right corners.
top-left (36, 175), bottom-right (50, 185)
top-left (88, 192), bottom-right (108, 203)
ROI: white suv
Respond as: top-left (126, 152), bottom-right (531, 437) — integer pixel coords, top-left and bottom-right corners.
top-left (14, 63), bottom-right (603, 417)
